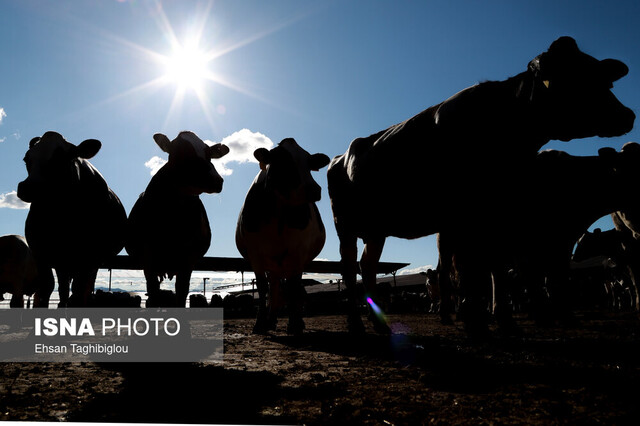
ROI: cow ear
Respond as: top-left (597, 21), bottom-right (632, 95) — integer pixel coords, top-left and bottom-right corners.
top-left (621, 142), bottom-right (640, 155)
top-left (601, 58), bottom-right (628, 83)
top-left (309, 153), bottom-right (330, 171)
top-left (548, 36), bottom-right (579, 54)
top-left (254, 148), bottom-right (270, 166)
top-left (29, 137), bottom-right (40, 149)
top-left (153, 133), bottom-right (172, 154)
top-left (208, 143), bottom-right (230, 159)
top-left (75, 139), bottom-right (102, 159)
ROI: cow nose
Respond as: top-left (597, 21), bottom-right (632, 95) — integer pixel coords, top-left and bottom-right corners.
top-left (16, 181), bottom-right (33, 203)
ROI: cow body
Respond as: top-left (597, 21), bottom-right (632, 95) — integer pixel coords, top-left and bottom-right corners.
top-left (573, 228), bottom-right (633, 311)
top-left (17, 132), bottom-right (126, 307)
top-left (0, 235), bottom-right (54, 308)
top-left (611, 210), bottom-right (640, 309)
top-left (236, 138), bottom-right (330, 334)
top-left (125, 131), bottom-right (229, 307)
top-left (438, 143), bottom-right (640, 333)
top-left (328, 37), bottom-right (635, 333)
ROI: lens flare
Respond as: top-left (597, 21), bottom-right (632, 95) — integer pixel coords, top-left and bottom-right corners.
top-left (366, 296), bottom-right (387, 322)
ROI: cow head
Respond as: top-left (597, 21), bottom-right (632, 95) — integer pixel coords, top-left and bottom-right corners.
top-left (17, 131), bottom-right (102, 203)
top-left (528, 36), bottom-right (635, 141)
top-left (254, 138), bottom-right (330, 205)
top-left (153, 131), bottom-right (229, 195)
top-left (598, 142), bottom-right (640, 209)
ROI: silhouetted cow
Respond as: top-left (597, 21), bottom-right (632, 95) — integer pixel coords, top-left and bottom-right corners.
top-left (611, 210), bottom-right (640, 308)
top-left (236, 138), bottom-right (330, 334)
top-left (126, 131), bottom-right (229, 307)
top-left (0, 235), bottom-right (54, 307)
top-left (17, 132), bottom-right (126, 307)
top-left (439, 143), bottom-right (640, 334)
top-left (573, 228), bottom-right (632, 311)
top-left (328, 36), bottom-right (635, 333)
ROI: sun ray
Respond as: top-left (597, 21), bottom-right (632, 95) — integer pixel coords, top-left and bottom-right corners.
top-left (58, 1), bottom-right (323, 134)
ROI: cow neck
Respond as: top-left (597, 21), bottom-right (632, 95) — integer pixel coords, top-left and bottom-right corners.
top-left (492, 70), bottom-right (550, 152)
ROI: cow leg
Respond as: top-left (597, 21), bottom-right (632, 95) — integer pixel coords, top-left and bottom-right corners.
top-left (33, 267), bottom-right (54, 308)
top-left (284, 274), bottom-right (306, 336)
top-left (625, 263), bottom-right (640, 312)
top-left (175, 270), bottom-right (192, 307)
top-left (435, 233), bottom-right (455, 325)
top-left (10, 293), bottom-right (24, 308)
top-left (361, 237), bottom-right (391, 334)
top-left (455, 249), bottom-right (491, 338)
top-left (70, 268), bottom-right (98, 307)
top-left (491, 266), bottom-right (519, 335)
top-left (144, 269), bottom-right (162, 306)
top-left (253, 271), bottom-right (276, 334)
top-left (56, 269), bottom-right (71, 308)
top-left (339, 233), bottom-right (365, 334)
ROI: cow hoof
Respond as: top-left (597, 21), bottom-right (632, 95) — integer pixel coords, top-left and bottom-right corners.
top-left (439, 314), bottom-right (454, 326)
top-left (347, 314), bottom-right (366, 335)
top-left (252, 316), bottom-right (277, 334)
top-left (287, 318), bottom-right (305, 336)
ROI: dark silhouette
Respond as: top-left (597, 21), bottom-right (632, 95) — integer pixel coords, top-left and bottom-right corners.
top-left (236, 138), bottom-right (330, 334)
top-left (17, 131), bottom-right (126, 307)
top-left (573, 228), bottom-right (634, 311)
top-left (0, 234), bottom-right (53, 307)
top-left (611, 210), bottom-right (640, 308)
top-left (327, 36), bottom-right (635, 334)
top-left (125, 131), bottom-right (229, 307)
top-left (438, 143), bottom-right (640, 334)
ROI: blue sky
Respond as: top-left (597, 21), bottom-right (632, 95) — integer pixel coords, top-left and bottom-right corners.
top-left (1, 0), bottom-right (639, 278)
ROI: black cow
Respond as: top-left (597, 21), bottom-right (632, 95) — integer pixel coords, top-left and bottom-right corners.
top-left (573, 228), bottom-right (633, 311)
top-left (236, 138), bottom-right (330, 334)
top-left (17, 131), bottom-right (127, 307)
top-left (611, 210), bottom-right (640, 309)
top-left (0, 235), bottom-right (54, 308)
top-left (126, 131), bottom-right (229, 307)
top-left (328, 36), bottom-right (634, 333)
top-left (439, 143), bottom-right (640, 334)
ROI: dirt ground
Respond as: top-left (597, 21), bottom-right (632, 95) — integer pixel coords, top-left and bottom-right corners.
top-left (1, 311), bottom-right (640, 425)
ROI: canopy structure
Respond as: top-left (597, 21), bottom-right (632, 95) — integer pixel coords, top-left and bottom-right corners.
top-left (103, 255), bottom-right (409, 276)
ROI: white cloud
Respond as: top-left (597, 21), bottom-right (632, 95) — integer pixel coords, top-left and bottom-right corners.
top-left (0, 108), bottom-right (6, 125)
top-left (208, 128), bottom-right (273, 176)
top-left (145, 156), bottom-right (167, 176)
top-left (0, 137), bottom-right (5, 143)
top-left (0, 191), bottom-right (30, 209)
top-left (398, 264), bottom-right (434, 275)
top-left (144, 129), bottom-right (273, 177)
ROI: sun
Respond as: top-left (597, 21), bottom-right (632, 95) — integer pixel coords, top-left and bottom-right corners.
top-left (162, 39), bottom-right (211, 93)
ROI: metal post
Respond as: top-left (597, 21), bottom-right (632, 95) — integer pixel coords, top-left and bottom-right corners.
top-left (203, 277), bottom-right (209, 297)
top-left (109, 269), bottom-right (112, 292)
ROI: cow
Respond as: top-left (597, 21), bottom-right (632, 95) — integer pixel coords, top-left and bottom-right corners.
top-left (611, 210), bottom-right (640, 310)
top-left (125, 131), bottom-right (229, 307)
top-left (327, 36), bottom-right (635, 333)
top-left (438, 142), bottom-right (640, 335)
top-left (573, 229), bottom-right (632, 311)
top-left (0, 235), bottom-right (54, 308)
top-left (236, 138), bottom-right (330, 334)
top-left (17, 131), bottom-right (127, 307)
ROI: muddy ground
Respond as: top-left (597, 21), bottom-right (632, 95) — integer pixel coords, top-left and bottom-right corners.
top-left (1, 311), bottom-right (640, 425)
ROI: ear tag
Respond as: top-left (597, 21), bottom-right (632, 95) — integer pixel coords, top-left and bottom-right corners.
top-left (543, 80), bottom-right (550, 89)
